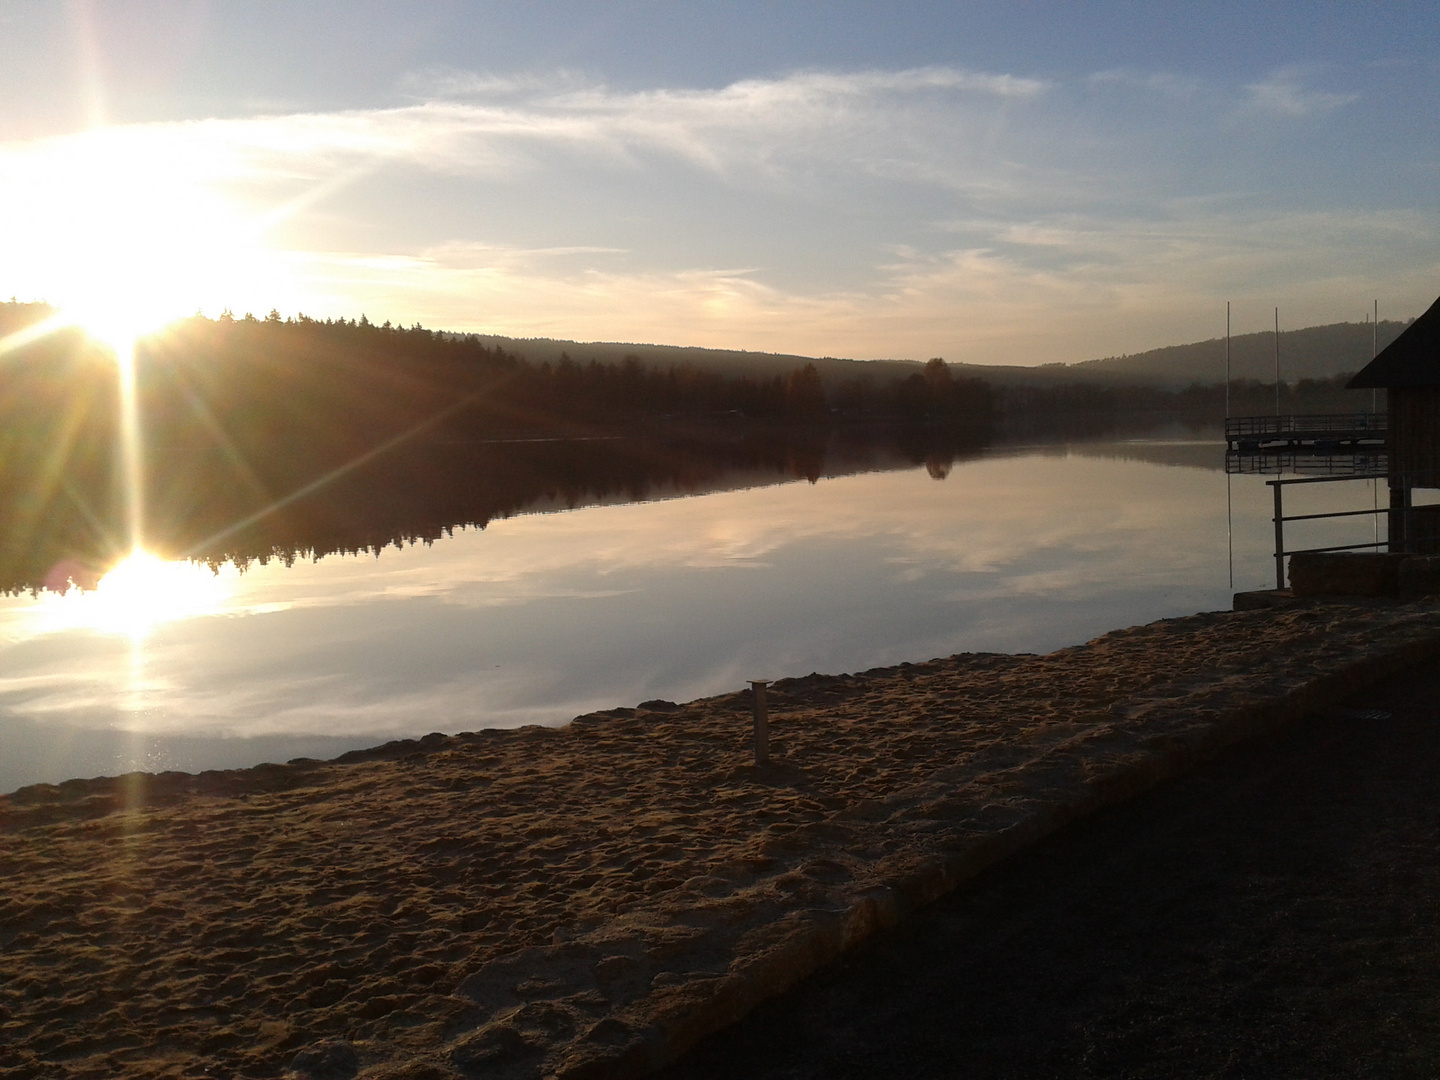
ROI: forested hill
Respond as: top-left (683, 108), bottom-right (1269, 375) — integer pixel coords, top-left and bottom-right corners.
top-left (0, 301), bottom-right (1415, 390)
top-left (476, 317), bottom-right (1412, 391)
top-left (469, 335), bottom-right (923, 393)
top-left (1059, 319), bottom-right (1409, 388)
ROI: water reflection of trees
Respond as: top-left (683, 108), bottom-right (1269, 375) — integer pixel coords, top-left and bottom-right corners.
top-left (0, 306), bottom-right (999, 595)
top-left (0, 302), bottom-right (1259, 596)
top-left (0, 424), bottom-right (993, 596)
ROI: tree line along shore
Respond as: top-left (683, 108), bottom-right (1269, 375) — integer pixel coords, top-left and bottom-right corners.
top-left (0, 301), bottom-right (1377, 597)
top-left (0, 300), bottom-right (1379, 450)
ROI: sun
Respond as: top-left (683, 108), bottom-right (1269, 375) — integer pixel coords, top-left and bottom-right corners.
top-left (30, 550), bottom-right (232, 640)
top-left (94, 551), bottom-right (228, 637)
top-left (2, 124), bottom-right (285, 352)
top-left (63, 297), bottom-right (168, 359)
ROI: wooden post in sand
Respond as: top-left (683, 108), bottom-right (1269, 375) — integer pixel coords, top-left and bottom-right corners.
top-left (749, 680), bottom-right (770, 767)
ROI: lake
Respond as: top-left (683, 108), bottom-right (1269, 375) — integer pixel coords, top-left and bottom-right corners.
top-left (0, 429), bottom-right (1391, 794)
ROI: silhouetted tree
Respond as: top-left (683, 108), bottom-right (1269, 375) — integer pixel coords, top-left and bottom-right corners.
top-left (785, 363), bottom-right (828, 419)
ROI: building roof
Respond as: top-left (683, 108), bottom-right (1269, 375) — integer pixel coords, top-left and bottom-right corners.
top-left (1349, 294), bottom-right (1440, 389)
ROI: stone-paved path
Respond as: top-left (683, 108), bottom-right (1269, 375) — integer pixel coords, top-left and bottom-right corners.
top-left (657, 662), bottom-right (1440, 1080)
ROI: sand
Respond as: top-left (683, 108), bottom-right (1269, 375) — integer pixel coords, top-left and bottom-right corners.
top-left (4, 600), bottom-right (1440, 1080)
top-left (654, 656), bottom-right (1440, 1080)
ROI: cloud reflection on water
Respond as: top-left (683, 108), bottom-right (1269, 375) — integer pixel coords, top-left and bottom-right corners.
top-left (0, 443), bottom-right (1279, 792)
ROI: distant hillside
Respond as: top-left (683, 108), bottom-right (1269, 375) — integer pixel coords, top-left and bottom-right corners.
top-left (1062, 319), bottom-right (1410, 388)
top-left (470, 335), bottom-right (925, 391)
top-left (474, 318), bottom-right (1413, 392)
top-left (0, 301), bottom-right (1412, 392)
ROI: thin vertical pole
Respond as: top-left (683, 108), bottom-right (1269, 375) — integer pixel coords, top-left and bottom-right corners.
top-left (1273, 481), bottom-right (1285, 590)
top-left (1225, 302), bottom-right (1234, 592)
top-left (1225, 301), bottom-right (1231, 420)
top-left (1226, 471), bottom-right (1234, 590)
top-left (1372, 299), bottom-right (1379, 413)
top-left (1373, 299), bottom-right (1380, 545)
top-left (1274, 307), bottom-right (1281, 416)
top-left (1374, 475), bottom-right (1381, 547)
top-left (749, 680), bottom-right (770, 767)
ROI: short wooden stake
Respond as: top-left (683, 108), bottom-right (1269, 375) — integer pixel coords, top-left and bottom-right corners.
top-left (749, 680), bottom-right (770, 767)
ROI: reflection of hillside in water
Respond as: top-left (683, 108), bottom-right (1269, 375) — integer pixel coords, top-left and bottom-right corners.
top-left (1065, 437), bottom-right (1226, 472)
top-left (0, 427), bottom-right (989, 596)
top-left (979, 420), bottom-right (1225, 472)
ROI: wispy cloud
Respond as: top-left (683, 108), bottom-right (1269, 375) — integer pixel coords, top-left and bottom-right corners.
top-left (1087, 68), bottom-right (1204, 99)
top-left (0, 62), bottom-right (1430, 365)
top-left (1244, 65), bottom-right (1358, 117)
top-left (34, 64), bottom-right (1044, 187)
top-left (263, 203), bottom-right (1437, 366)
top-left (418, 64), bottom-right (1049, 104)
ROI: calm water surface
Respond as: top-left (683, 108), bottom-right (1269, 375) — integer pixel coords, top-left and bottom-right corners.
top-left (0, 435), bottom-right (1386, 794)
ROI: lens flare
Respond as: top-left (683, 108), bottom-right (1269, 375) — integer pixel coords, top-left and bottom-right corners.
top-left (3, 124), bottom-right (290, 345)
top-left (115, 345), bottom-right (147, 562)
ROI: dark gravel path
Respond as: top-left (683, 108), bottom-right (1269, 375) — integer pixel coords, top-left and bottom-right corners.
top-left (656, 661), bottom-right (1440, 1080)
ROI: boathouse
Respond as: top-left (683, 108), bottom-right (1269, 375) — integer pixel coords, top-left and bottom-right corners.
top-left (1349, 293), bottom-right (1440, 552)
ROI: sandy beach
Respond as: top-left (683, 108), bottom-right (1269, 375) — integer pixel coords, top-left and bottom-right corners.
top-left (657, 649), bottom-right (1440, 1079)
top-left (4, 600), bottom-right (1440, 1080)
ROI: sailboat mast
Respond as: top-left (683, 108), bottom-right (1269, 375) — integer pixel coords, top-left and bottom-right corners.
top-left (1372, 299), bottom-right (1380, 544)
top-left (1225, 301), bottom-right (1231, 419)
top-left (1274, 307), bottom-right (1281, 415)
top-left (1372, 299), bottom-right (1379, 412)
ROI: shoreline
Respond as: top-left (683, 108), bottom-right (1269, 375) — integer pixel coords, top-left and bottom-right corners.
top-left (5, 599), bottom-right (1440, 1079)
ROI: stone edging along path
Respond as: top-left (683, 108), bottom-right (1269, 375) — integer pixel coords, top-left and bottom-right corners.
top-left (4, 601), bottom-right (1440, 1080)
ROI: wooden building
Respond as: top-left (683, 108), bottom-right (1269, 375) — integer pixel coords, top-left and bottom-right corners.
top-left (1349, 294), bottom-right (1440, 552)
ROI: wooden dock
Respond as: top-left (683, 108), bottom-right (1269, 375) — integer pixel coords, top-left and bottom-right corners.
top-left (1226, 412), bottom-right (1386, 475)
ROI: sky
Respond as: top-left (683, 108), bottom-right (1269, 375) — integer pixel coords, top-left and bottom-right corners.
top-left (1, 1), bottom-right (1437, 366)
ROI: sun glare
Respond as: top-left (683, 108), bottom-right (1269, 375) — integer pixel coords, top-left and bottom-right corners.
top-left (3, 125), bottom-right (288, 347)
top-left (30, 551), bottom-right (231, 639)
top-left (65, 300), bottom-right (163, 359)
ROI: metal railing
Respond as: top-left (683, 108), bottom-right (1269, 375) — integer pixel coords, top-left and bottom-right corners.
top-left (1267, 473), bottom-right (1387, 590)
top-left (1229, 450), bottom-right (1386, 477)
top-left (1228, 412), bottom-right (1387, 439)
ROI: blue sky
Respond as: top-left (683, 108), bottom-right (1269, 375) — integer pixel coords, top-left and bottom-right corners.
top-left (1, 1), bottom-right (1437, 364)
